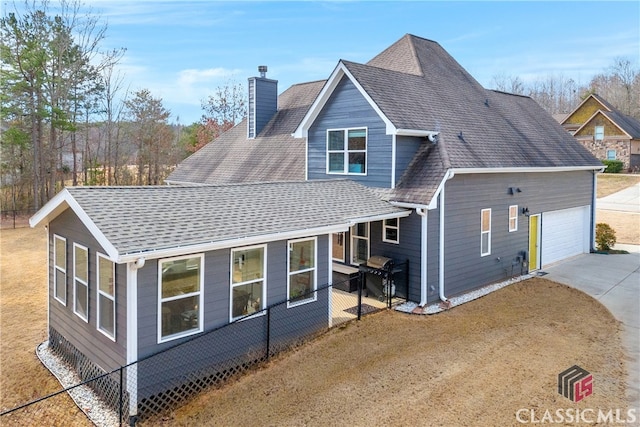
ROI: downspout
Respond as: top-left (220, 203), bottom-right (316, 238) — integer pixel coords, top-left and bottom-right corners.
top-left (391, 134), bottom-right (397, 189)
top-left (416, 208), bottom-right (428, 306)
top-left (126, 257), bottom-right (145, 423)
top-left (591, 168), bottom-right (605, 251)
top-left (439, 170), bottom-right (455, 303)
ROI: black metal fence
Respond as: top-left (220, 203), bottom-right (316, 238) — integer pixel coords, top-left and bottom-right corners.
top-left (1, 271), bottom-right (409, 426)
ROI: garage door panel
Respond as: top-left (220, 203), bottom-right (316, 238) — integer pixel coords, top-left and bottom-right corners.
top-left (542, 206), bottom-right (590, 266)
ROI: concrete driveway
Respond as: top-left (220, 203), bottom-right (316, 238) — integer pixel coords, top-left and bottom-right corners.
top-left (543, 252), bottom-right (640, 410)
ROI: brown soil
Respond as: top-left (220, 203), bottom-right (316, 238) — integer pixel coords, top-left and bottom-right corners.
top-left (144, 279), bottom-right (627, 427)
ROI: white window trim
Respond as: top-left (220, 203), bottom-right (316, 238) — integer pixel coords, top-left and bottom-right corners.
top-left (332, 232), bottom-right (345, 262)
top-left (287, 237), bottom-right (318, 308)
top-left (326, 127), bottom-right (368, 175)
top-left (350, 223), bottom-right (370, 266)
top-left (97, 252), bottom-right (116, 341)
top-left (595, 125), bottom-right (604, 141)
top-left (509, 205), bottom-right (518, 233)
top-left (230, 244), bottom-right (267, 322)
top-left (157, 253), bottom-right (204, 343)
top-left (382, 218), bottom-right (400, 244)
top-left (73, 243), bottom-right (89, 322)
top-left (53, 234), bottom-right (67, 305)
top-left (481, 209), bottom-right (491, 257)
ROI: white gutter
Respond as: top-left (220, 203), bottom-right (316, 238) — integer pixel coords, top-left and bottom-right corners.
top-left (448, 165), bottom-right (602, 174)
top-left (346, 209), bottom-right (411, 227)
top-left (394, 129), bottom-right (439, 139)
top-left (118, 224), bottom-right (348, 264)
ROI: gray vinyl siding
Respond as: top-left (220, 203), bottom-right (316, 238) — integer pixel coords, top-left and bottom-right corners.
top-left (395, 136), bottom-right (422, 185)
top-left (369, 214), bottom-right (421, 301)
top-left (248, 77), bottom-right (277, 138)
top-left (48, 209), bottom-right (126, 372)
top-left (307, 76), bottom-right (392, 188)
top-left (135, 235), bottom-right (330, 402)
top-left (441, 171), bottom-right (594, 297)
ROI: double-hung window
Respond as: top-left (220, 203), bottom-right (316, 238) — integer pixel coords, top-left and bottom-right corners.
top-left (159, 254), bottom-right (203, 342)
top-left (595, 126), bottom-right (604, 141)
top-left (350, 223), bottom-right (370, 265)
top-left (327, 128), bottom-right (367, 174)
top-left (288, 238), bottom-right (317, 306)
top-left (481, 209), bottom-right (491, 256)
top-left (97, 253), bottom-right (116, 340)
top-left (231, 245), bottom-right (266, 321)
top-left (509, 205), bottom-right (518, 232)
top-left (383, 218), bottom-right (400, 244)
top-left (53, 235), bottom-right (67, 305)
top-left (73, 243), bottom-right (89, 321)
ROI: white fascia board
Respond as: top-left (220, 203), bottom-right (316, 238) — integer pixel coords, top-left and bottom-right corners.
top-left (390, 201), bottom-right (430, 210)
top-left (346, 209), bottom-right (411, 226)
top-left (29, 188), bottom-right (120, 261)
top-left (395, 129), bottom-right (439, 138)
top-left (118, 223), bottom-right (348, 264)
top-left (293, 61), bottom-right (396, 138)
top-left (450, 165), bottom-right (604, 174)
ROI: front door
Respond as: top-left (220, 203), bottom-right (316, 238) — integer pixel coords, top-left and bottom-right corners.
top-left (528, 214), bottom-right (541, 272)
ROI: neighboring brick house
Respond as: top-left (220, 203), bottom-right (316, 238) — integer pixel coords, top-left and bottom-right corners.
top-left (559, 93), bottom-right (640, 171)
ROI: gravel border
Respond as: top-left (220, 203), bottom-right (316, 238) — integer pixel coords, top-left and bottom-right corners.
top-left (396, 273), bottom-right (535, 315)
top-left (36, 341), bottom-right (121, 427)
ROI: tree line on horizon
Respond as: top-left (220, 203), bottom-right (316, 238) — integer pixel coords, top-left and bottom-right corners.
top-left (1, 0), bottom-right (639, 212)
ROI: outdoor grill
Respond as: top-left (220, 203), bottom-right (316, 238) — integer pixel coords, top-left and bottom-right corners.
top-left (360, 255), bottom-right (395, 301)
top-left (366, 255), bottom-right (394, 270)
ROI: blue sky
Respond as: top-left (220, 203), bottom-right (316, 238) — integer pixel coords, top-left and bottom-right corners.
top-left (3, 1), bottom-right (639, 124)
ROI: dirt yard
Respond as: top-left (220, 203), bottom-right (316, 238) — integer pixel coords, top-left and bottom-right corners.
top-left (596, 173), bottom-right (640, 245)
top-left (0, 179), bottom-right (633, 426)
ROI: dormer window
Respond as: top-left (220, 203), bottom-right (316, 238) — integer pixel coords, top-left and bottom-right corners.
top-left (595, 126), bottom-right (604, 141)
top-left (327, 128), bottom-right (367, 174)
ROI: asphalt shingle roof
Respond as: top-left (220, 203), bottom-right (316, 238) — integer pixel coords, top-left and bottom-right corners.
top-left (351, 35), bottom-right (603, 204)
top-left (66, 180), bottom-right (406, 258)
top-left (166, 80), bottom-right (325, 185)
top-left (168, 34), bottom-right (602, 206)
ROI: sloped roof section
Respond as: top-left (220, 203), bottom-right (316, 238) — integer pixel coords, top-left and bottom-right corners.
top-left (56, 180), bottom-right (407, 260)
top-left (603, 110), bottom-right (640, 138)
top-left (166, 80), bottom-right (325, 185)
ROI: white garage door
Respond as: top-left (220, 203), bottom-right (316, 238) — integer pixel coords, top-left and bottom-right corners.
top-left (541, 206), bottom-right (590, 266)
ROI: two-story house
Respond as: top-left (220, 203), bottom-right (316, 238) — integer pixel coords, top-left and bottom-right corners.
top-left (30, 34), bottom-right (603, 420)
top-left (559, 93), bottom-right (640, 171)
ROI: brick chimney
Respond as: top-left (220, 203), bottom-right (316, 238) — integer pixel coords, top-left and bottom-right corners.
top-left (247, 66), bottom-right (278, 139)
